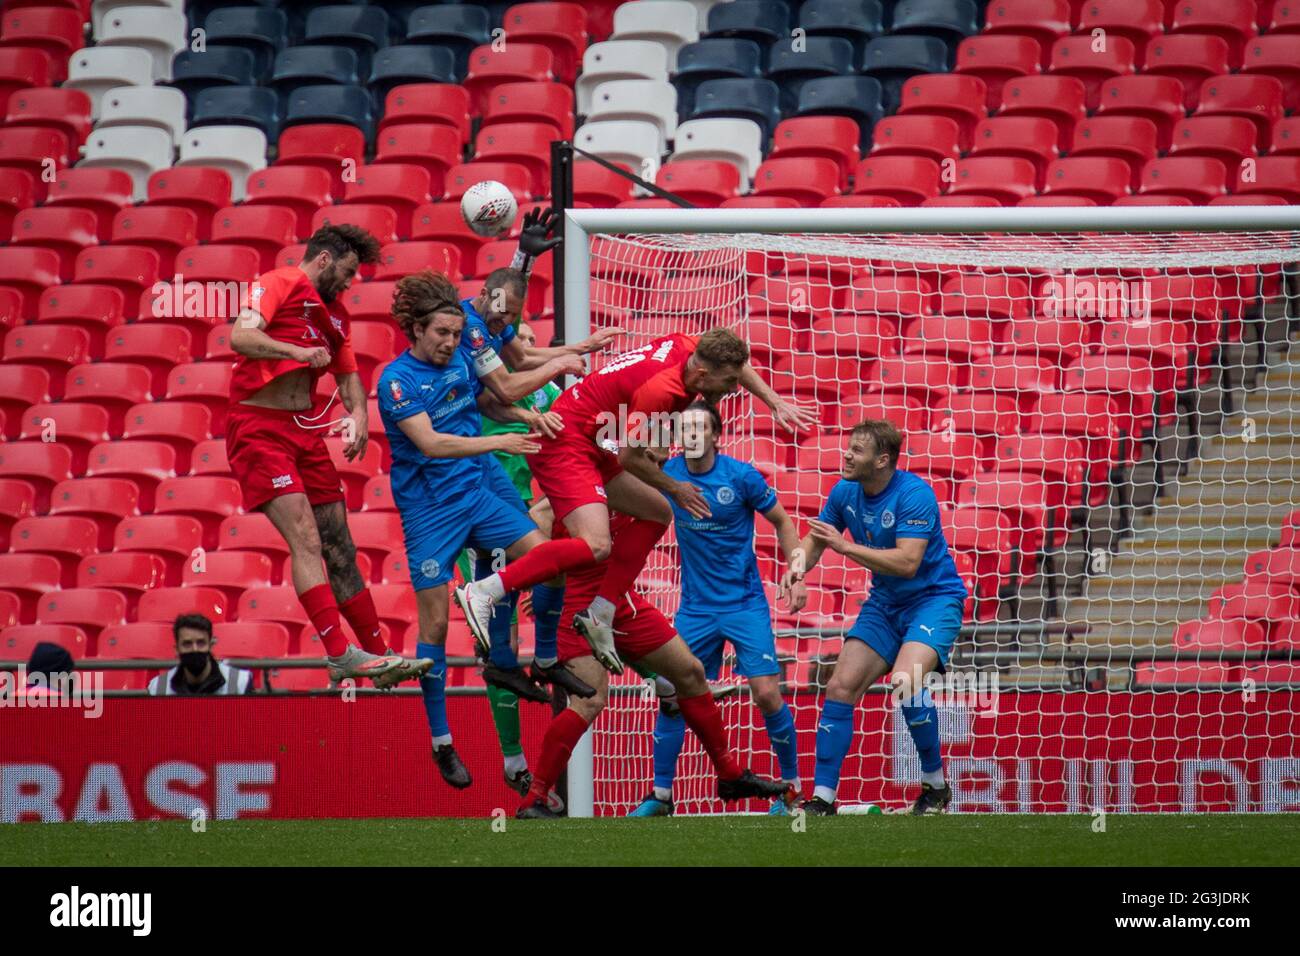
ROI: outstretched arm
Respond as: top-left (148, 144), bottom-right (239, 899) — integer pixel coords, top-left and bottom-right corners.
top-left (739, 363), bottom-right (817, 434)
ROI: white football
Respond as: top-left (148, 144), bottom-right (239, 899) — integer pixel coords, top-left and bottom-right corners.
top-left (460, 180), bottom-right (518, 237)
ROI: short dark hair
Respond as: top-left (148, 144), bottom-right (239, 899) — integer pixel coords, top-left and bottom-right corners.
top-left (851, 419), bottom-right (903, 467)
top-left (173, 613), bottom-right (214, 643)
top-left (483, 267), bottom-right (527, 299)
top-left (684, 399), bottom-right (724, 436)
top-left (304, 223), bottom-right (381, 265)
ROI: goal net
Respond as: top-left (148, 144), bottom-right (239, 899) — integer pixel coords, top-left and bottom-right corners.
top-left (560, 207), bottom-right (1300, 816)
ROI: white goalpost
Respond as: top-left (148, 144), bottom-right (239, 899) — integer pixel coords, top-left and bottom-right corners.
top-left (561, 206), bottom-right (1300, 818)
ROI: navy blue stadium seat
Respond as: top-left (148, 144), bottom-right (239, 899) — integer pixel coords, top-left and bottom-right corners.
top-left (284, 84), bottom-right (374, 140)
top-left (766, 36), bottom-right (854, 113)
top-left (368, 44), bottom-right (459, 100)
top-left (303, 5), bottom-right (390, 75)
top-left (799, 0), bottom-right (886, 56)
top-left (704, 0), bottom-right (792, 46)
top-left (673, 38), bottom-right (764, 118)
top-left (277, 0), bottom-right (367, 40)
top-left (187, 0), bottom-right (281, 34)
top-left (888, 0), bottom-right (982, 48)
top-left (860, 35), bottom-right (951, 111)
top-left (204, 6), bottom-right (288, 82)
top-left (191, 85), bottom-right (282, 141)
top-left (795, 76), bottom-right (884, 148)
top-left (406, 5), bottom-right (491, 76)
top-left (169, 46), bottom-right (257, 114)
top-left (269, 45), bottom-right (361, 99)
top-left (689, 78), bottom-right (783, 141)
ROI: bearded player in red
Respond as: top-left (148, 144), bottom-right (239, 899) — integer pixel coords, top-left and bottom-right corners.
top-left (458, 328), bottom-right (814, 673)
top-left (228, 223), bottom-right (426, 687)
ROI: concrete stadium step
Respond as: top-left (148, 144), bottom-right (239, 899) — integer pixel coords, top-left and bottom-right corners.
top-left (1171, 483), bottom-right (1300, 507)
top-left (1066, 599), bottom-right (1199, 627)
top-left (1132, 501), bottom-right (1298, 531)
top-left (1104, 549), bottom-right (1250, 575)
top-left (1117, 527), bottom-right (1277, 552)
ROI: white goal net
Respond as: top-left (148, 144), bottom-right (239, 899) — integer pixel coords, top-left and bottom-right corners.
top-left (562, 207), bottom-right (1300, 816)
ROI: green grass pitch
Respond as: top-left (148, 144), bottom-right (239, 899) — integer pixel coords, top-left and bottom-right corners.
top-left (3, 815), bottom-right (1292, 866)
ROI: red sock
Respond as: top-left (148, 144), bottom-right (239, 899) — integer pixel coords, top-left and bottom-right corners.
top-left (595, 518), bottom-right (667, 606)
top-left (678, 691), bottom-right (742, 781)
top-left (338, 589), bottom-right (387, 655)
top-left (526, 708), bottom-right (590, 805)
top-left (300, 584), bottom-right (348, 657)
top-left (500, 537), bottom-right (597, 593)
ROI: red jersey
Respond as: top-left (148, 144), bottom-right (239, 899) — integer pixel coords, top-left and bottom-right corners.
top-left (229, 266), bottom-right (358, 404)
top-left (554, 333), bottom-right (699, 442)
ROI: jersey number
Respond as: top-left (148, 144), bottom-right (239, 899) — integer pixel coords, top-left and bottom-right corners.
top-left (595, 339), bottom-right (675, 376)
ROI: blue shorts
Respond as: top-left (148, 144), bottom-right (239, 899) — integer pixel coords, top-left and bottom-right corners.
top-left (483, 455), bottom-right (529, 515)
top-left (846, 593), bottom-right (964, 672)
top-left (403, 481), bottom-right (536, 590)
top-left (674, 600), bottom-right (779, 679)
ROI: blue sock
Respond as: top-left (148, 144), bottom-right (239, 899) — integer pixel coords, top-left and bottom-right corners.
top-left (487, 592), bottom-right (519, 669)
top-left (763, 702), bottom-right (800, 783)
top-left (531, 583), bottom-right (564, 664)
top-left (812, 698), bottom-right (856, 796)
top-left (417, 642), bottom-right (449, 742)
top-left (652, 711), bottom-right (687, 794)
top-left (900, 688), bottom-right (942, 774)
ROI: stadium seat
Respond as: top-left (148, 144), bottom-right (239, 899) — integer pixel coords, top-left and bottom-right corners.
top-left (1048, 35), bottom-right (1136, 111)
top-left (1063, 354), bottom-right (1157, 438)
top-left (2, 88), bottom-right (90, 173)
top-left (96, 4), bottom-right (186, 82)
top-left (702, 0), bottom-right (789, 46)
top-left (144, 167), bottom-right (232, 242)
top-left (375, 240), bottom-right (462, 283)
top-left (303, 4), bottom-right (388, 75)
top-left (655, 159), bottom-right (739, 206)
top-left (0, 246), bottom-right (60, 315)
top-left (966, 117), bottom-right (1059, 178)
top-left (136, 585), bottom-right (228, 627)
top-left (953, 34), bottom-right (1041, 113)
top-left (0, 476), bottom-right (36, 551)
top-left (852, 156), bottom-right (940, 205)
top-left (480, 80), bottom-right (574, 141)
top-left (1138, 157), bottom-right (1228, 204)
top-left (588, 78), bottom-right (678, 148)
top-left (372, 124), bottom-right (460, 198)
top-left (860, 35), bottom-right (950, 112)
top-left (1269, 117), bottom-right (1300, 157)
top-left (1091, 76), bottom-right (1185, 154)
top-left (1076, 0), bottom-right (1164, 47)
top-left (474, 122), bottom-right (558, 199)
top-left (153, 476), bottom-right (241, 552)
top-left (76, 551), bottom-right (166, 617)
top-left (769, 116), bottom-right (859, 190)
top-left (41, 166), bottom-right (132, 241)
top-left (270, 44), bottom-right (359, 99)
top-left (1241, 35), bottom-right (1300, 114)
top-left (0, 167), bottom-right (36, 237)
top-left (338, 278), bottom-right (404, 325)
top-left (83, 439), bottom-right (176, 512)
top-left (1231, 156), bottom-right (1300, 204)
top-left (896, 73), bottom-right (987, 152)
top-left (501, 2), bottom-right (588, 85)
top-left (405, 5), bottom-right (488, 77)
top-left (686, 77), bottom-right (782, 143)
top-left (348, 512), bottom-right (403, 583)
top-left (3, 324), bottom-right (92, 396)
top-left (216, 512), bottom-right (290, 578)
top-left (65, 46), bottom-right (153, 117)
top-left (8, 205), bottom-right (97, 279)
top-left (243, 166), bottom-right (332, 239)
top-left (1167, 0), bottom-right (1258, 67)
top-left (889, 0), bottom-right (978, 44)
top-left (120, 400), bottom-right (212, 475)
top-left (572, 160), bottom-right (636, 207)
top-left (0, 621), bottom-right (89, 662)
top-left (0, 366), bottom-right (51, 441)
top-left (1028, 392), bottom-right (1120, 495)
top-left (9, 514), bottom-right (99, 590)
top-left (612, 0), bottom-right (698, 71)
top-left (236, 586), bottom-right (309, 642)
top-left (164, 363), bottom-right (233, 438)
top-left (465, 42), bottom-right (556, 113)
top-left (969, 355), bottom-right (1059, 416)
top-left (34, 587), bottom-right (124, 651)
top-left (0, 44), bottom-right (55, 111)
top-left (380, 82), bottom-right (471, 143)
top-left (765, 35), bottom-right (854, 114)
top-left (793, 77), bottom-right (884, 149)
top-left (189, 437), bottom-right (229, 477)
top-left (1040, 157), bottom-right (1131, 205)
top-left (311, 202), bottom-right (398, 245)
top-left (672, 38), bottom-right (762, 117)
top-left (0, 124), bottom-right (71, 180)
top-left (191, 85), bottom-right (281, 142)
top-left (342, 163), bottom-right (431, 238)
top-left (110, 513), bottom-right (202, 586)
top-left (0, 427), bottom-right (75, 509)
top-left (368, 44), bottom-right (458, 105)
top-left (212, 620), bottom-right (292, 661)
top-left (945, 157), bottom-right (1038, 204)
top-left (71, 245), bottom-right (159, 318)
top-left (997, 75), bottom-right (1086, 152)
top-left (750, 157), bottom-right (839, 205)
top-left (798, 0), bottom-right (885, 57)
top-left (1195, 75), bottom-right (1285, 151)
top-left (97, 84), bottom-right (187, 149)
top-left (168, 46), bottom-right (257, 113)
top-left (110, 205), bottom-right (199, 276)
top-left (59, 361), bottom-right (152, 436)
top-left (1069, 117), bottom-right (1159, 184)
top-left (176, 126), bottom-right (268, 202)
top-left (1143, 34), bottom-right (1232, 112)
top-left (16, 401), bottom-right (108, 474)
top-left (209, 204), bottom-right (298, 272)
top-left (181, 550), bottom-right (275, 609)
top-left (203, 4), bottom-right (288, 81)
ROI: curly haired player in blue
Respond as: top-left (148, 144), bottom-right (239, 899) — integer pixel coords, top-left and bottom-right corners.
top-left (780, 419), bottom-right (968, 816)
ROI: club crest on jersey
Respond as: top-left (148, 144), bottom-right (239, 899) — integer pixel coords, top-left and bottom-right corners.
top-left (881, 510), bottom-right (895, 529)
top-left (330, 315), bottom-right (343, 333)
top-left (389, 379), bottom-right (403, 402)
top-left (420, 559), bottom-right (440, 580)
top-left (468, 326), bottom-right (486, 349)
top-left (446, 388), bottom-right (457, 401)
top-left (716, 486), bottom-right (735, 505)
top-left (303, 324), bottom-right (319, 340)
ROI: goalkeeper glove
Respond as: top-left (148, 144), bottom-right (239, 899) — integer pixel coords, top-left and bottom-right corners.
top-left (511, 205), bottom-right (562, 275)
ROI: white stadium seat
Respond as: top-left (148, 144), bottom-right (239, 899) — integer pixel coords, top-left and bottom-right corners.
top-left (92, 0), bottom-right (184, 38)
top-left (670, 117), bottom-right (764, 183)
top-left (64, 46), bottom-right (155, 118)
top-left (612, 1), bottom-right (700, 71)
top-left (587, 80), bottom-right (678, 146)
top-left (574, 40), bottom-right (669, 116)
top-left (176, 125), bottom-right (268, 200)
top-left (684, 0), bottom-right (730, 31)
top-left (97, 85), bottom-right (188, 146)
top-left (78, 125), bottom-right (174, 200)
top-left (96, 5), bottom-right (188, 82)
top-left (574, 120), bottom-right (664, 184)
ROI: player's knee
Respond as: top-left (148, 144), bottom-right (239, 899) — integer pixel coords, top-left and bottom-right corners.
top-left (570, 693), bottom-right (604, 722)
top-left (752, 684), bottom-right (784, 714)
top-left (825, 672), bottom-right (859, 704)
top-left (674, 657), bottom-right (708, 697)
top-left (286, 514), bottom-right (323, 560)
top-left (890, 668), bottom-right (921, 703)
top-left (420, 618), bottom-right (448, 646)
top-left (585, 531), bottom-right (612, 562)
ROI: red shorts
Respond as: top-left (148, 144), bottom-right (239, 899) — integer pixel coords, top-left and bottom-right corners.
top-left (528, 424), bottom-right (623, 522)
top-left (226, 403), bottom-right (346, 512)
top-left (557, 588), bottom-right (676, 664)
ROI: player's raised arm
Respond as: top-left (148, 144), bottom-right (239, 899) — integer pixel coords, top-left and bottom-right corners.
top-left (476, 390), bottom-right (565, 439)
top-left (808, 518), bottom-right (926, 579)
top-left (230, 285), bottom-right (327, 366)
top-left (738, 363), bottom-right (816, 434)
top-left (761, 499), bottom-right (808, 612)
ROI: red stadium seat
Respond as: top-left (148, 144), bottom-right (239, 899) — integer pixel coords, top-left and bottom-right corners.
top-left (997, 75), bottom-right (1087, 151)
top-left (967, 117), bottom-right (1059, 176)
top-left (1000, 312), bottom-right (1087, 366)
top-left (1168, 116), bottom-right (1258, 167)
top-left (0, 166), bottom-right (36, 236)
top-left (35, 587), bottom-right (125, 651)
top-left (375, 240), bottom-right (462, 282)
top-left (368, 583), bottom-right (418, 652)
top-left (1269, 117), bottom-right (1300, 157)
top-left (338, 280), bottom-right (400, 325)
top-left (473, 122), bottom-right (555, 198)
top-left (3, 324), bottom-right (91, 397)
top-left (63, 362), bottom-right (152, 433)
top-left (573, 160), bottom-right (636, 206)
top-left (957, 473), bottom-right (1056, 579)
top-left (868, 356), bottom-right (956, 409)
top-left (0, 551), bottom-right (60, 621)
top-left (36, 283), bottom-right (126, 352)
top-left (154, 476), bottom-right (242, 551)
top-left (751, 157), bottom-right (839, 205)
top-left (981, 0), bottom-right (1071, 56)
top-left (343, 163), bottom-right (433, 239)
top-left (145, 166), bottom-right (233, 241)
top-left (810, 310), bottom-right (898, 362)
top-left (210, 204), bottom-right (300, 271)
top-left (1195, 75), bottom-right (1285, 151)
top-left (84, 440), bottom-right (176, 512)
top-left (936, 391), bottom-right (1020, 458)
top-left (463, 42), bottom-right (555, 114)
top-left (236, 586), bottom-right (310, 643)
top-left (137, 586), bottom-right (228, 626)
top-left (1040, 157), bottom-right (1131, 204)
top-left (822, 192), bottom-right (902, 208)
top-left (1167, 0), bottom-right (1258, 67)
top-left (0, 5), bottom-right (83, 69)
top-left (969, 355), bottom-right (1058, 414)
top-left (8, 205), bottom-right (96, 278)
top-left (1076, 0), bottom-right (1164, 48)
top-left (867, 115), bottom-right (961, 164)
top-left (991, 434), bottom-right (1088, 509)
top-left (442, 162), bottom-right (532, 203)
top-left (276, 124), bottom-right (366, 198)
top-left (380, 83), bottom-right (472, 142)
top-left (481, 80), bottom-right (574, 140)
top-left (1231, 156), bottom-right (1300, 204)
top-left (217, 512), bottom-right (291, 583)
top-left (0, 438), bottom-right (72, 512)
top-left (501, 3), bottom-right (586, 85)
top-left (0, 477), bottom-right (36, 551)
top-left (312, 203), bottom-right (399, 246)
top-left (76, 551), bottom-right (166, 617)
top-left (104, 324), bottom-right (194, 398)
top-left (348, 512), bottom-right (404, 583)
top-left (213, 621), bottom-right (292, 659)
top-left (1063, 354), bottom-right (1157, 438)
top-left (360, 474), bottom-right (395, 512)
top-left (189, 438), bottom-right (229, 477)
top-left (17, 402), bottom-right (108, 472)
top-left (204, 323), bottom-right (234, 361)
top-left (1048, 35), bottom-right (1136, 111)
top-left (769, 117), bottom-right (860, 190)
top-left (942, 505), bottom-right (1014, 616)
top-left (244, 166), bottom-right (334, 239)
top-left (896, 74), bottom-right (987, 152)
top-left (954, 34), bottom-right (1041, 112)
top-left (164, 363), bottom-right (232, 437)
top-left (945, 157), bottom-right (1037, 204)
top-left (0, 366), bottom-right (51, 439)
top-left (0, 46), bottom-right (55, 109)
top-left (73, 245), bottom-right (161, 317)
top-left (851, 156), bottom-right (940, 205)
top-left (410, 202), bottom-right (491, 266)
top-left (42, 167), bottom-right (132, 240)
top-left (1069, 117), bottom-right (1158, 183)
top-left (3, 85), bottom-right (91, 150)
top-left (1242, 547), bottom-right (1300, 591)
top-left (1095, 76), bottom-right (1186, 152)
top-left (940, 273), bottom-right (1030, 325)
top-left (46, 476), bottom-right (139, 548)
top-left (1138, 157), bottom-right (1228, 204)
top-left (373, 123), bottom-right (461, 199)
top-left (0, 125), bottom-right (70, 178)
top-left (120, 401), bottom-right (212, 475)
top-left (0, 623), bottom-right (87, 661)
top-left (1028, 392), bottom-right (1120, 494)
top-left (109, 205), bottom-right (199, 276)
top-left (902, 314), bottom-right (995, 370)
top-left (1143, 33), bottom-right (1232, 111)
top-left (182, 550), bottom-right (275, 607)
top-left (113, 514), bottom-right (203, 585)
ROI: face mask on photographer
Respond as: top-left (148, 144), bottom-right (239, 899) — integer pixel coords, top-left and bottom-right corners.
top-left (180, 650), bottom-right (210, 677)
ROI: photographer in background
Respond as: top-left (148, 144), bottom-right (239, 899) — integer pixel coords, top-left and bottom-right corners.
top-left (148, 614), bottom-right (252, 696)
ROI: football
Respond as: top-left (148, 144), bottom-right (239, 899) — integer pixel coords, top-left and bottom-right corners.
top-left (460, 179), bottom-right (518, 237)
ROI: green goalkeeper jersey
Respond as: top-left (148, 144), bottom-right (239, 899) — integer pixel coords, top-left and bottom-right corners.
top-left (483, 380), bottom-right (561, 502)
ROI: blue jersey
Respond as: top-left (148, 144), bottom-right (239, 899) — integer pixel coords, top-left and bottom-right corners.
top-left (818, 470), bottom-right (967, 608)
top-left (377, 349), bottom-right (486, 511)
top-left (460, 296), bottom-right (516, 392)
top-left (663, 453), bottom-right (778, 611)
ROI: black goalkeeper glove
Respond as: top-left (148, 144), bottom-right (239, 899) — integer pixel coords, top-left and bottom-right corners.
top-left (518, 205), bottom-right (562, 259)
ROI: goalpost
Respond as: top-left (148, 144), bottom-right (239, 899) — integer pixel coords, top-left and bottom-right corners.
top-left (560, 206), bottom-right (1300, 817)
